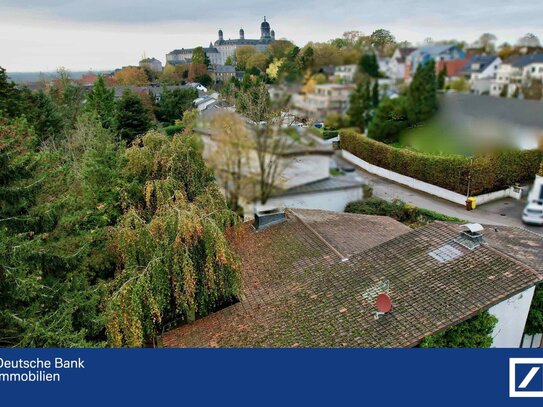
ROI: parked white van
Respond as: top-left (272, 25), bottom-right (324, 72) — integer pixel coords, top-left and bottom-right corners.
top-left (522, 176), bottom-right (543, 225)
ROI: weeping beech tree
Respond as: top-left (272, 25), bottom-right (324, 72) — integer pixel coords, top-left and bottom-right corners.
top-left (105, 131), bottom-right (242, 347)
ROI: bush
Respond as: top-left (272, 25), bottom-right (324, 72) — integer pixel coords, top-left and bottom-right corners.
top-left (164, 124), bottom-right (184, 137)
top-left (367, 96), bottom-right (410, 143)
top-left (341, 129), bottom-right (543, 195)
top-left (525, 284), bottom-right (543, 335)
top-left (419, 311), bottom-right (498, 348)
top-left (345, 198), bottom-right (463, 225)
top-left (322, 129), bottom-right (339, 140)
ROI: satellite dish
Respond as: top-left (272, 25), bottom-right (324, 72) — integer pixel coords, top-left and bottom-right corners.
top-left (376, 293), bottom-right (392, 313)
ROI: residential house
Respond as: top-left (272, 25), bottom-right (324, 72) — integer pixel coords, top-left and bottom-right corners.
top-left (212, 65), bottom-right (237, 82)
top-left (436, 58), bottom-right (470, 79)
top-left (386, 47), bottom-right (416, 82)
top-left (197, 121), bottom-right (363, 216)
top-left (139, 57), bottom-right (163, 73)
top-left (458, 55), bottom-right (501, 95)
top-left (334, 64), bottom-right (358, 83)
top-left (162, 211), bottom-right (543, 348)
top-left (490, 54), bottom-right (543, 98)
top-left (292, 83), bottom-right (355, 121)
top-left (404, 44), bottom-right (465, 82)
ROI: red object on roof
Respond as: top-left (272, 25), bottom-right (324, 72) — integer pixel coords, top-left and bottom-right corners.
top-left (376, 293), bottom-right (392, 313)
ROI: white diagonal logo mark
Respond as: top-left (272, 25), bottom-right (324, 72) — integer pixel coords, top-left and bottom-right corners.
top-left (519, 367), bottom-right (540, 389)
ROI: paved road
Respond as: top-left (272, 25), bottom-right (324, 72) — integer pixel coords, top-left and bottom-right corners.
top-left (334, 154), bottom-right (542, 235)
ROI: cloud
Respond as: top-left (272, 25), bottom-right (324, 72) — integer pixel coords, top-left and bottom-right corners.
top-left (1, 0), bottom-right (542, 71)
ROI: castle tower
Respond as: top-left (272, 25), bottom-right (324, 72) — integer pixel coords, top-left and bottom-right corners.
top-left (260, 16), bottom-right (271, 40)
top-left (239, 28), bottom-right (245, 40)
top-left (218, 29), bottom-right (224, 41)
top-left (271, 30), bottom-right (275, 40)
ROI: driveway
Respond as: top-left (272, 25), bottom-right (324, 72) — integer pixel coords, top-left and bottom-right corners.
top-left (334, 154), bottom-right (542, 235)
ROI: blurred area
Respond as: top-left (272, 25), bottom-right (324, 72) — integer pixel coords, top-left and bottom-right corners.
top-left (400, 93), bottom-right (543, 155)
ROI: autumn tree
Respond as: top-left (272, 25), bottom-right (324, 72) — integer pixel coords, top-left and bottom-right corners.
top-left (235, 45), bottom-right (257, 71)
top-left (188, 63), bottom-right (208, 83)
top-left (209, 111), bottom-right (252, 213)
top-left (311, 43), bottom-right (343, 69)
top-left (246, 52), bottom-right (269, 72)
top-left (236, 78), bottom-right (292, 204)
top-left (114, 66), bottom-right (149, 86)
top-left (105, 131), bottom-right (241, 347)
top-left (160, 64), bottom-right (188, 85)
top-left (369, 29), bottom-right (396, 56)
top-left (191, 47), bottom-right (210, 66)
top-left (476, 33), bottom-right (497, 54)
top-left (268, 40), bottom-right (296, 59)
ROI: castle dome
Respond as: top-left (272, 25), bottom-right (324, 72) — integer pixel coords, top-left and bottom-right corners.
top-left (261, 17), bottom-right (270, 30)
top-left (260, 16), bottom-right (271, 39)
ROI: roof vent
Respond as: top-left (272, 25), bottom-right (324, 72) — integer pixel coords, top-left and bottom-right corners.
top-left (253, 208), bottom-right (286, 231)
top-left (455, 223), bottom-right (485, 250)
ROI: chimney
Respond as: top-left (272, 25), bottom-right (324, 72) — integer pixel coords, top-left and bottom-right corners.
top-left (455, 223), bottom-right (485, 250)
top-left (253, 208), bottom-right (286, 231)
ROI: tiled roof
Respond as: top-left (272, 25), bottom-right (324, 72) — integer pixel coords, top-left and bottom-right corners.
top-left (214, 65), bottom-right (236, 74)
top-left (397, 47), bottom-right (417, 62)
top-left (508, 53), bottom-right (543, 68)
top-left (162, 213), bottom-right (542, 348)
top-left (459, 55), bottom-right (499, 74)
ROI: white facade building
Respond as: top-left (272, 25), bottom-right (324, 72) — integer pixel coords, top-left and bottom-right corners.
top-left (489, 286), bottom-right (536, 348)
top-left (490, 54), bottom-right (543, 97)
top-left (334, 65), bottom-right (357, 83)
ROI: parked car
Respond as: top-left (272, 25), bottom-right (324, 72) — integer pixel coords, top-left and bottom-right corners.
top-left (522, 203), bottom-right (543, 225)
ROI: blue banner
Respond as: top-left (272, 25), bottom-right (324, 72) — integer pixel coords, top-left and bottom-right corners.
top-left (1, 349), bottom-right (543, 406)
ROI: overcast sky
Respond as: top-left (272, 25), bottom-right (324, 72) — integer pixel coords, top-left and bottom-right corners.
top-left (1, 0), bottom-right (542, 72)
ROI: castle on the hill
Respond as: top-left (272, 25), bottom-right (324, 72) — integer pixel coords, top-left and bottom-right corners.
top-left (166, 17), bottom-right (276, 66)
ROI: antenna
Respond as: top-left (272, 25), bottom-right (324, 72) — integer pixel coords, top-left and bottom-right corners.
top-left (374, 293), bottom-right (392, 319)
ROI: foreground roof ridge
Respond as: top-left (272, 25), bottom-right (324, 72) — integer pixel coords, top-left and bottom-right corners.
top-left (287, 209), bottom-right (348, 261)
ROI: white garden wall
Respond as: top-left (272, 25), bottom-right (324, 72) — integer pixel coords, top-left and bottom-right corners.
top-left (340, 150), bottom-right (522, 207)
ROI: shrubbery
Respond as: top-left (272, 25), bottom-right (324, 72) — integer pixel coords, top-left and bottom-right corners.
top-left (419, 311), bottom-right (498, 348)
top-left (322, 129), bottom-right (339, 140)
top-left (341, 129), bottom-right (543, 195)
top-left (345, 198), bottom-right (463, 226)
top-left (163, 124), bottom-right (184, 137)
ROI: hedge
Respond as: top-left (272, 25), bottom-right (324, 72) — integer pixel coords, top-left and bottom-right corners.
top-left (345, 198), bottom-right (464, 225)
top-left (163, 124), bottom-right (185, 137)
top-left (340, 129), bottom-right (543, 196)
top-left (322, 129), bottom-right (339, 140)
